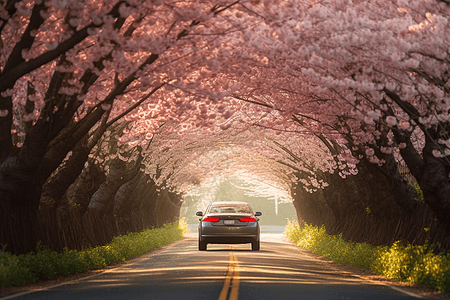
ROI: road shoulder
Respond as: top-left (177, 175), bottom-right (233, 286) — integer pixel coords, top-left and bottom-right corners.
top-left (0, 238), bottom-right (186, 299)
top-left (284, 237), bottom-right (450, 300)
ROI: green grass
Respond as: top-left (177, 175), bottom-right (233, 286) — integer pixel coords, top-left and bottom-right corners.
top-left (285, 221), bottom-right (450, 293)
top-left (0, 219), bottom-right (188, 287)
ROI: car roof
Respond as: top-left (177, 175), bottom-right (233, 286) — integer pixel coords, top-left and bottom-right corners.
top-left (209, 201), bottom-right (250, 206)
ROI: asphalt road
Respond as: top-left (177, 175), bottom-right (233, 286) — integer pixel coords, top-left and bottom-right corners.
top-left (4, 234), bottom-right (425, 300)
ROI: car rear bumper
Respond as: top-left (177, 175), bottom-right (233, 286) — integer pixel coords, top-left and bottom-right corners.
top-left (200, 235), bottom-right (259, 244)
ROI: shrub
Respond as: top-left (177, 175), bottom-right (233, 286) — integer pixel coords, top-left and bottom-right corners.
top-left (0, 219), bottom-right (187, 287)
top-left (285, 221), bottom-right (450, 293)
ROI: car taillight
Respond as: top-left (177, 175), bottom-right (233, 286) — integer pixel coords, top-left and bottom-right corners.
top-left (203, 217), bottom-right (220, 222)
top-left (239, 218), bottom-right (256, 222)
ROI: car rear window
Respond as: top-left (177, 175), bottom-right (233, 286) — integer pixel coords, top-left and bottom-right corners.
top-left (208, 204), bottom-right (253, 214)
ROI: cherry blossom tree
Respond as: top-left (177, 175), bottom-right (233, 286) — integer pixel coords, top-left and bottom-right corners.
top-left (3, 0), bottom-right (450, 255)
top-left (223, 0), bottom-right (450, 232)
top-left (0, 0), bottom-right (272, 254)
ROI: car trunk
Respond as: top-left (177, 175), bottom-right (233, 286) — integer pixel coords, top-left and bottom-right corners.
top-left (202, 213), bottom-right (258, 235)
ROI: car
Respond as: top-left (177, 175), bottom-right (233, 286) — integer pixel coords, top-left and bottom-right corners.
top-left (196, 201), bottom-right (262, 251)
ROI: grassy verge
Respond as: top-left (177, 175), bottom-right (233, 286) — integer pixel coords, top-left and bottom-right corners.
top-left (285, 221), bottom-right (450, 293)
top-left (0, 219), bottom-right (188, 287)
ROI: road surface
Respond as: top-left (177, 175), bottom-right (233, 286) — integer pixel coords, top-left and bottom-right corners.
top-left (3, 233), bottom-right (425, 300)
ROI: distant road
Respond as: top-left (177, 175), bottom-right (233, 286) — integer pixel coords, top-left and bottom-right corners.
top-left (5, 234), bottom-right (424, 300)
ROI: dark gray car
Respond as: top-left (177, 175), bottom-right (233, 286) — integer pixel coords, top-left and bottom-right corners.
top-left (196, 201), bottom-right (262, 251)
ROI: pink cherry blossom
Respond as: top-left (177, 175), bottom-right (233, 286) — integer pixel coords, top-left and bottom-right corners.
top-left (365, 148), bottom-right (375, 157)
top-left (386, 116), bottom-right (397, 127)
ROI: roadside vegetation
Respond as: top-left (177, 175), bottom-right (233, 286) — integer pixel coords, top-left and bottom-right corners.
top-left (285, 221), bottom-right (450, 293)
top-left (0, 220), bottom-right (188, 288)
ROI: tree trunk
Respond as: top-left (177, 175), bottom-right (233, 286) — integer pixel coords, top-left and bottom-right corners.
top-left (290, 171), bottom-right (335, 227)
top-left (37, 138), bottom-right (91, 252)
top-left (83, 155), bottom-right (143, 244)
top-left (290, 155), bottom-right (450, 250)
top-left (55, 162), bottom-right (106, 250)
top-left (420, 136), bottom-right (450, 233)
top-left (113, 173), bottom-right (141, 235)
top-left (134, 175), bottom-right (159, 229)
top-left (88, 158), bottom-right (141, 214)
top-left (0, 173), bottom-right (41, 254)
top-left (0, 108), bottom-right (54, 254)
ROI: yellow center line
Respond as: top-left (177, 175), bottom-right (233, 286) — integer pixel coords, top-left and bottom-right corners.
top-left (229, 253), bottom-right (239, 300)
top-left (218, 252), bottom-right (240, 300)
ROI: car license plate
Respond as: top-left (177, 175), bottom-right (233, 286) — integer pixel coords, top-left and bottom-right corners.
top-left (224, 220), bottom-right (235, 225)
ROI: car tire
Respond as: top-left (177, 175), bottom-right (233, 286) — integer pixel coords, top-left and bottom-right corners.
top-left (199, 240), bottom-right (207, 251)
top-left (251, 240), bottom-right (260, 251)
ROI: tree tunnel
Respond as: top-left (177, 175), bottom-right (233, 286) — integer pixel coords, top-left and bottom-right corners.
top-left (1, 0), bottom-right (450, 255)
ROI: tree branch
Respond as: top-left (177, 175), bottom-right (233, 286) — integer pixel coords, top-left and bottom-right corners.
top-left (0, 1), bottom-right (124, 92)
top-left (105, 83), bottom-right (166, 129)
top-left (1, 3), bottom-right (46, 75)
